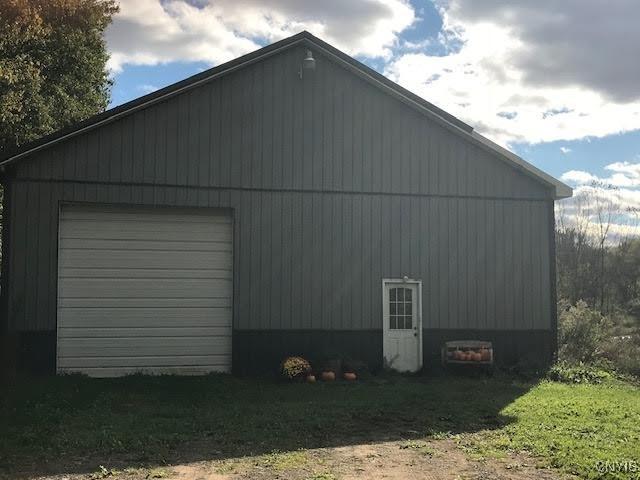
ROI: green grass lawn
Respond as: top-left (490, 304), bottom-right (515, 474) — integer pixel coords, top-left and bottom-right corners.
top-left (1, 373), bottom-right (638, 479)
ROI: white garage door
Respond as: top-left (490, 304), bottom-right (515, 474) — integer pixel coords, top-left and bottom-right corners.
top-left (57, 205), bottom-right (233, 377)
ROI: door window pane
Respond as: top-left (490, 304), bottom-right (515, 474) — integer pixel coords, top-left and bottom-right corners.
top-left (388, 286), bottom-right (415, 330)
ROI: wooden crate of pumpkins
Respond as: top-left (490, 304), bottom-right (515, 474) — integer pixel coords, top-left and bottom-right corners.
top-left (441, 340), bottom-right (493, 366)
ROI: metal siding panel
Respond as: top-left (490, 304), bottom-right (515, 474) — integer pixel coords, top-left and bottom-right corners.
top-left (281, 53), bottom-right (294, 190)
top-left (281, 192), bottom-right (293, 329)
top-left (352, 195), bottom-right (363, 329)
top-left (262, 61), bottom-right (275, 189)
top-left (329, 194), bottom-right (342, 329)
top-left (540, 203), bottom-right (552, 329)
top-left (131, 111), bottom-right (145, 183)
top-left (290, 192), bottom-right (303, 329)
top-left (371, 91), bottom-right (383, 192)
top-left (8, 46), bottom-right (556, 347)
top-left (291, 59), bottom-right (303, 190)
top-left (321, 65), bottom-right (334, 191)
top-left (262, 192), bottom-right (273, 328)
top-left (317, 195), bottom-right (336, 329)
top-left (342, 74), bottom-right (354, 191)
top-left (301, 193), bottom-right (313, 327)
top-left (271, 193), bottom-right (283, 328)
top-left (381, 100), bottom-right (392, 193)
top-left (311, 58), bottom-right (324, 191)
top-left (426, 198), bottom-right (437, 328)
top-left (311, 193), bottom-right (322, 328)
top-left (8, 181), bottom-right (25, 330)
top-left (23, 182), bottom-right (40, 330)
top-left (361, 195), bottom-right (373, 330)
top-left (35, 183), bottom-right (52, 330)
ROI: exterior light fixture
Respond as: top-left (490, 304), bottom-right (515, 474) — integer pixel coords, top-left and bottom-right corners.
top-left (299, 49), bottom-right (315, 79)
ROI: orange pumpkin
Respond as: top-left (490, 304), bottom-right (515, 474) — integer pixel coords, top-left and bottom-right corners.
top-left (474, 352), bottom-right (482, 362)
top-left (453, 350), bottom-right (463, 360)
top-left (343, 372), bottom-right (357, 381)
top-left (306, 374), bottom-right (316, 383)
top-left (321, 371), bottom-right (336, 381)
top-left (480, 349), bottom-right (491, 361)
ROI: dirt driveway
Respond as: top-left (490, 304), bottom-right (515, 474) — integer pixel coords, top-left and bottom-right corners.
top-left (35, 437), bottom-right (568, 480)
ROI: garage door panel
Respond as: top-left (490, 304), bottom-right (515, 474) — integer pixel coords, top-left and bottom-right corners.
top-left (57, 206), bottom-right (233, 377)
top-left (58, 337), bottom-right (232, 357)
top-left (58, 326), bottom-right (232, 338)
top-left (60, 220), bottom-right (231, 241)
top-left (61, 226), bottom-right (231, 243)
top-left (58, 366), bottom-right (228, 377)
top-left (58, 307), bottom-right (232, 327)
top-left (59, 297), bottom-right (231, 309)
top-left (59, 249), bottom-right (232, 270)
top-left (61, 208), bottom-right (232, 223)
top-left (59, 278), bottom-right (232, 298)
top-left (60, 238), bottom-right (232, 252)
top-left (59, 345), bottom-right (233, 359)
top-left (59, 268), bottom-right (232, 280)
top-left (57, 355), bottom-right (231, 368)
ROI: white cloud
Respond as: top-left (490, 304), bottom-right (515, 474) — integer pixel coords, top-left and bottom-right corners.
top-left (605, 162), bottom-right (640, 181)
top-left (560, 146), bottom-right (571, 154)
top-left (561, 170), bottom-right (597, 185)
top-left (561, 161), bottom-right (640, 189)
top-left (559, 161), bottom-right (640, 240)
top-left (106, 0), bottom-right (415, 72)
top-left (137, 84), bottom-right (159, 94)
top-left (385, 1), bottom-right (640, 146)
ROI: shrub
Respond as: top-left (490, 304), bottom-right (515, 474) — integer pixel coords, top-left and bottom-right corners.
top-left (280, 356), bottom-right (311, 380)
top-left (558, 300), bottom-right (611, 363)
top-left (548, 362), bottom-right (611, 384)
top-left (601, 335), bottom-right (640, 378)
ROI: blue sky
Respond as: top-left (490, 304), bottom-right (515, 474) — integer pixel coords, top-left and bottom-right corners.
top-left (107, 0), bottom-right (640, 235)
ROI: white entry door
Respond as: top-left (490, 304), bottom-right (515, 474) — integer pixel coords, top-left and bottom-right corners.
top-left (382, 279), bottom-right (422, 372)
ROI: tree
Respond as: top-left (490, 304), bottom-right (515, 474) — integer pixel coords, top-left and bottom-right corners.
top-left (0, 0), bottom-right (118, 293)
top-left (0, 0), bottom-right (119, 154)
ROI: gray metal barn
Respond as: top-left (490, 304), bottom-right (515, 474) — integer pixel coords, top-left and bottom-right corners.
top-left (0, 32), bottom-right (571, 376)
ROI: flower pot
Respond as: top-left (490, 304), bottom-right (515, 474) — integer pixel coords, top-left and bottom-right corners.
top-left (343, 372), bottom-right (357, 381)
top-left (306, 374), bottom-right (316, 383)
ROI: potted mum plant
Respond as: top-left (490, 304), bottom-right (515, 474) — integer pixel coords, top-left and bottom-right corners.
top-left (280, 356), bottom-right (313, 382)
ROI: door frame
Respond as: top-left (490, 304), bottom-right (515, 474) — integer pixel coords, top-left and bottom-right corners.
top-left (381, 277), bottom-right (423, 371)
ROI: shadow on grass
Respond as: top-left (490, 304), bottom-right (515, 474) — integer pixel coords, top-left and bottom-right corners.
top-left (0, 370), bottom-right (534, 478)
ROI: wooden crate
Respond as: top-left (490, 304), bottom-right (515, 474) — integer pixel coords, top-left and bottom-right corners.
top-left (441, 340), bottom-right (493, 366)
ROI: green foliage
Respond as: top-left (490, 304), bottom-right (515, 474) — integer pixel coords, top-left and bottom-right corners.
top-left (548, 361), bottom-right (611, 384)
top-left (558, 300), bottom-right (611, 363)
top-left (557, 300), bottom-right (640, 377)
top-left (1, 375), bottom-right (638, 480)
top-left (0, 0), bottom-right (118, 153)
top-left (601, 335), bottom-right (640, 378)
top-left (477, 380), bottom-right (640, 479)
top-left (280, 356), bottom-right (312, 380)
